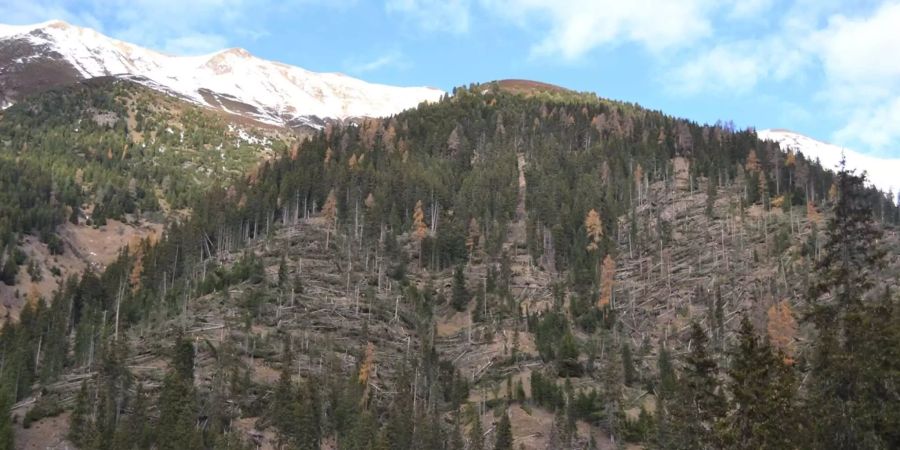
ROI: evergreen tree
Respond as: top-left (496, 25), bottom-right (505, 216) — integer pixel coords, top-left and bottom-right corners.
top-left (113, 383), bottom-right (150, 450)
top-left (157, 338), bottom-right (199, 450)
top-left (452, 264), bottom-right (469, 311)
top-left (494, 410), bottom-right (513, 450)
top-left (68, 381), bottom-right (91, 448)
top-left (270, 344), bottom-right (296, 447)
top-left (467, 404), bottom-right (484, 450)
top-left (622, 341), bottom-right (636, 387)
top-left (805, 162), bottom-right (899, 448)
top-left (724, 317), bottom-right (799, 449)
top-left (295, 378), bottom-right (321, 450)
top-left (669, 323), bottom-right (725, 450)
top-left (0, 387), bottom-right (13, 450)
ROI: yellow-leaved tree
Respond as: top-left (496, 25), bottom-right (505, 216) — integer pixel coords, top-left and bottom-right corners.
top-left (598, 254), bottom-right (616, 313)
top-left (745, 149), bottom-right (760, 172)
top-left (358, 342), bottom-right (375, 408)
top-left (413, 200), bottom-right (427, 264)
top-left (767, 300), bottom-right (798, 364)
top-left (322, 189), bottom-right (338, 248)
top-left (807, 201), bottom-right (821, 225)
top-left (584, 209), bottom-right (603, 252)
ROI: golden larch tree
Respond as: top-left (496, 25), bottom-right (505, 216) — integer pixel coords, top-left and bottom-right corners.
top-left (745, 149), bottom-right (760, 172)
top-left (413, 200), bottom-right (427, 241)
top-left (785, 150), bottom-right (796, 167)
top-left (598, 255), bottom-right (616, 311)
top-left (584, 209), bottom-right (603, 252)
top-left (413, 200), bottom-right (428, 264)
top-left (807, 201), bottom-right (821, 225)
top-left (358, 342), bottom-right (375, 409)
top-left (767, 300), bottom-right (798, 364)
top-left (322, 189), bottom-right (338, 247)
top-left (466, 217), bottom-right (480, 260)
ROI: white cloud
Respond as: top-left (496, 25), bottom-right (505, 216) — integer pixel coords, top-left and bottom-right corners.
top-left (482, 0), bottom-right (716, 59)
top-left (0, 0), bottom-right (343, 55)
top-left (669, 44), bottom-right (765, 95)
top-left (818, 3), bottom-right (900, 86)
top-left (344, 50), bottom-right (408, 74)
top-left (727, 0), bottom-right (774, 19)
top-left (162, 33), bottom-right (230, 56)
top-left (814, 2), bottom-right (900, 152)
top-left (835, 97), bottom-right (900, 153)
top-left (386, 0), bottom-right (471, 34)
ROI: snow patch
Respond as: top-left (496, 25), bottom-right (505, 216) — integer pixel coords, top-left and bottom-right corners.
top-left (758, 129), bottom-right (900, 196)
top-left (0, 20), bottom-right (445, 125)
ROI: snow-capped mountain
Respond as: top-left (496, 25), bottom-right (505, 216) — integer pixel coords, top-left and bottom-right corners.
top-left (0, 20), bottom-right (444, 128)
top-left (758, 129), bottom-right (900, 196)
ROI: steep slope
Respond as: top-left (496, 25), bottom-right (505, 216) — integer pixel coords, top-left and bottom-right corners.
top-left (3, 84), bottom-right (900, 450)
top-left (0, 20), bottom-right (444, 128)
top-left (0, 77), bottom-right (290, 322)
top-left (758, 129), bottom-right (900, 196)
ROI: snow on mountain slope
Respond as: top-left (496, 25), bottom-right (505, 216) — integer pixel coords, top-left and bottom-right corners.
top-left (0, 20), bottom-right (444, 126)
top-left (758, 129), bottom-right (900, 196)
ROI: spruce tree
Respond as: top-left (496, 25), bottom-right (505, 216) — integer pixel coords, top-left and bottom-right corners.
top-left (494, 410), bottom-right (513, 450)
top-left (157, 337), bottom-right (199, 450)
top-left (68, 381), bottom-right (91, 448)
top-left (622, 341), bottom-right (636, 386)
top-left (452, 264), bottom-right (469, 311)
top-left (295, 378), bottom-right (321, 450)
top-left (724, 317), bottom-right (799, 449)
top-left (805, 163), bottom-right (899, 448)
top-left (0, 387), bottom-right (13, 450)
top-left (669, 323), bottom-right (725, 450)
top-left (467, 404), bottom-right (484, 450)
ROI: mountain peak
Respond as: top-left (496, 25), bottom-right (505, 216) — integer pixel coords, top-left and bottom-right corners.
top-left (758, 129), bottom-right (900, 195)
top-left (218, 47), bottom-right (252, 58)
top-left (0, 20), bottom-right (445, 127)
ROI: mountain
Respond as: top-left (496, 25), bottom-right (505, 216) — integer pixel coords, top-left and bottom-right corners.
top-left (0, 20), bottom-right (444, 129)
top-left (2, 31), bottom-right (900, 449)
top-left (758, 128), bottom-right (900, 196)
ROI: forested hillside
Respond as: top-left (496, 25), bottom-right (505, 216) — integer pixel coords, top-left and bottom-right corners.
top-left (1, 81), bottom-right (898, 449)
top-left (0, 78), bottom-right (289, 320)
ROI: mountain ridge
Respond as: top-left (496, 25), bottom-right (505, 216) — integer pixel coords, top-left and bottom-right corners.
top-left (0, 20), bottom-right (445, 128)
top-left (758, 128), bottom-right (900, 196)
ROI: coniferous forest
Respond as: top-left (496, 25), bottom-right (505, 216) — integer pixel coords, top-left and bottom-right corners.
top-left (1, 80), bottom-right (898, 449)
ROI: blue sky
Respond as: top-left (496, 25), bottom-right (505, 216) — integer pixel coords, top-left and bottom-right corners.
top-left (3, 0), bottom-right (900, 157)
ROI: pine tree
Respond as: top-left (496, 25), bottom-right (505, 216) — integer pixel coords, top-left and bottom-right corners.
top-left (724, 317), bottom-right (799, 449)
top-left (622, 341), bottom-right (636, 386)
top-left (0, 387), bottom-right (13, 450)
top-left (68, 381), bottom-right (91, 448)
top-left (669, 323), bottom-right (725, 449)
top-left (494, 410), bottom-right (513, 450)
top-left (157, 337), bottom-right (199, 450)
top-left (295, 378), bottom-right (321, 450)
top-left (451, 264), bottom-right (469, 311)
top-left (270, 342), bottom-right (296, 447)
top-left (278, 254), bottom-right (288, 288)
top-left (467, 404), bottom-right (484, 450)
top-left (705, 174), bottom-right (717, 218)
top-left (805, 162), bottom-right (898, 448)
top-left (113, 383), bottom-right (150, 450)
